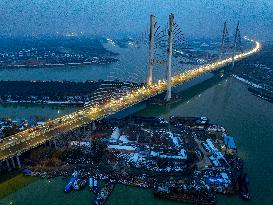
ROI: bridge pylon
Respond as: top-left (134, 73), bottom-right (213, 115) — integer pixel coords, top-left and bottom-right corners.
top-left (147, 15), bottom-right (155, 85)
top-left (165, 13), bottom-right (174, 102)
top-left (231, 21), bottom-right (241, 69)
top-left (219, 21), bottom-right (229, 59)
top-left (146, 14), bottom-right (177, 102)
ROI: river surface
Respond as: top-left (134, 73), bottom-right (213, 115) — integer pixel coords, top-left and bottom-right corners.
top-left (0, 42), bottom-right (149, 82)
top-left (1, 77), bottom-right (272, 205)
top-left (0, 41), bottom-right (193, 84)
top-left (0, 104), bottom-right (76, 119)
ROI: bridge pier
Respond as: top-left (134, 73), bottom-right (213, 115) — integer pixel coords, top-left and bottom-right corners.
top-left (6, 159), bottom-right (11, 171)
top-left (47, 140), bottom-right (57, 148)
top-left (16, 155), bottom-right (21, 168)
top-left (83, 125), bottom-right (86, 135)
top-left (11, 157), bottom-right (16, 169)
top-left (92, 121), bottom-right (96, 131)
top-left (53, 140), bottom-right (57, 148)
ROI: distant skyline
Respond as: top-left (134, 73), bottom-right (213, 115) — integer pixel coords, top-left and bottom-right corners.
top-left (0, 0), bottom-right (272, 40)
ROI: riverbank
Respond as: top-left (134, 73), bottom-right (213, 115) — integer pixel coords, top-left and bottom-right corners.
top-left (0, 173), bottom-right (38, 199)
top-left (233, 75), bottom-right (262, 89)
top-left (0, 80), bottom-right (140, 106)
top-left (0, 57), bottom-right (118, 69)
top-left (0, 103), bottom-right (76, 119)
top-left (233, 75), bottom-right (273, 103)
top-left (232, 42), bottom-right (273, 104)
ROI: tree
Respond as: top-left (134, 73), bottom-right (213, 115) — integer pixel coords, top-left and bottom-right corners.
top-left (2, 127), bottom-right (18, 138)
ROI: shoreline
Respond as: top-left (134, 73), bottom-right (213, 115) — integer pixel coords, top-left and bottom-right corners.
top-left (0, 80), bottom-right (140, 107)
top-left (1, 101), bottom-right (85, 107)
top-left (232, 75), bottom-right (262, 89)
top-left (0, 59), bottom-right (119, 69)
top-left (233, 75), bottom-right (273, 103)
top-left (0, 173), bottom-right (38, 199)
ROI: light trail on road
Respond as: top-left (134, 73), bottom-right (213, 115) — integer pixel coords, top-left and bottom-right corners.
top-left (0, 39), bottom-right (261, 161)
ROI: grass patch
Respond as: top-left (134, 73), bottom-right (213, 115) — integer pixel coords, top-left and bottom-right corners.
top-left (0, 174), bottom-right (38, 199)
top-left (0, 170), bottom-right (21, 183)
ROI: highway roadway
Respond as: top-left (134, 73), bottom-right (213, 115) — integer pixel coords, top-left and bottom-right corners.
top-left (0, 39), bottom-right (261, 161)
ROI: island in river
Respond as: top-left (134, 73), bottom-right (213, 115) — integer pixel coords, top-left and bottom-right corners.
top-left (0, 36), bottom-right (118, 68)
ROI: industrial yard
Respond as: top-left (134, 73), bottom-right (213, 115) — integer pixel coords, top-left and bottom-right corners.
top-left (11, 115), bottom-right (249, 205)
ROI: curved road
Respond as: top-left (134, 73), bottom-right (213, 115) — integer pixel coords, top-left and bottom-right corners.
top-left (0, 39), bottom-right (261, 161)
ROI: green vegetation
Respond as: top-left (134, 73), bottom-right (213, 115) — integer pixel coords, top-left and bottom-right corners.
top-left (1, 127), bottom-right (18, 138)
top-left (0, 174), bottom-right (38, 199)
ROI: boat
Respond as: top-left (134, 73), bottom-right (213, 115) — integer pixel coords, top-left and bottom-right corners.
top-left (72, 171), bottom-right (79, 177)
top-left (72, 179), bottom-right (80, 190)
top-left (80, 179), bottom-right (87, 189)
top-left (89, 177), bottom-right (94, 191)
top-left (64, 171), bottom-right (79, 193)
top-left (93, 178), bottom-right (99, 194)
top-left (64, 176), bottom-right (77, 193)
top-left (93, 183), bottom-right (114, 205)
top-left (22, 168), bottom-right (32, 176)
top-left (72, 179), bottom-right (87, 190)
top-left (154, 185), bottom-right (216, 205)
top-left (240, 191), bottom-right (251, 200)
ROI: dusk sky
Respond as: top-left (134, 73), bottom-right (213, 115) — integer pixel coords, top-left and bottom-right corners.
top-left (0, 0), bottom-right (272, 40)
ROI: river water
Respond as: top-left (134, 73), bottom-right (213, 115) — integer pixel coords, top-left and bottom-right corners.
top-left (0, 40), bottom-right (272, 204)
top-left (0, 104), bottom-right (76, 119)
top-left (1, 77), bottom-right (272, 205)
top-left (0, 42), bottom-right (147, 82)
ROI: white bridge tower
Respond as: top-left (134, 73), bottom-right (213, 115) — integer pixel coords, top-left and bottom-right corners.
top-left (147, 15), bottom-right (155, 85)
top-left (231, 21), bottom-right (240, 69)
top-left (147, 14), bottom-right (175, 102)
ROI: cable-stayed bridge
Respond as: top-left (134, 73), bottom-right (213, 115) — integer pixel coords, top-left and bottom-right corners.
top-left (0, 15), bottom-right (261, 167)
